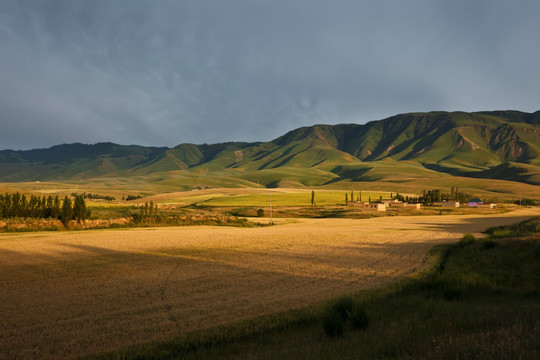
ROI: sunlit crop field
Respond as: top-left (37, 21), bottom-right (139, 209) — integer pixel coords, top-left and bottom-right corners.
top-left (137, 188), bottom-right (391, 207)
top-left (201, 191), bottom-right (389, 207)
top-left (1, 208), bottom-right (539, 359)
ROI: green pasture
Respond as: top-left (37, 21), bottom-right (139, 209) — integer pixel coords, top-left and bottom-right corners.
top-left (154, 193), bottom-right (228, 207)
top-left (200, 191), bottom-right (391, 207)
top-left (2, 158), bottom-right (539, 205)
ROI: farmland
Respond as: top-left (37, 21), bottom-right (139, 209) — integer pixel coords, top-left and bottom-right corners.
top-left (1, 208), bottom-right (539, 359)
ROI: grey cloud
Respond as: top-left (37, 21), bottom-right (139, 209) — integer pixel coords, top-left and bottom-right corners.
top-left (1, 0), bottom-right (539, 150)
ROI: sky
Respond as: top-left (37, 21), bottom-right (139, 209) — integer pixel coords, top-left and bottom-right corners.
top-left (1, 0), bottom-right (539, 150)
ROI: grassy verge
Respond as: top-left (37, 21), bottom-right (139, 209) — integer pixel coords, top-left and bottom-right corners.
top-left (88, 217), bottom-right (540, 360)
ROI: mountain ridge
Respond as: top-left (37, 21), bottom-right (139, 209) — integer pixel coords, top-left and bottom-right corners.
top-left (2, 110), bottom-right (540, 186)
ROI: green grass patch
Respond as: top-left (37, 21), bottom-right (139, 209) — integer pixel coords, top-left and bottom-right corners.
top-left (484, 216), bottom-right (540, 238)
top-left (200, 191), bottom-right (390, 207)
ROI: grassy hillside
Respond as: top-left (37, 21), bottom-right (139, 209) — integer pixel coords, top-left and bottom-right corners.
top-left (1, 111), bottom-right (540, 188)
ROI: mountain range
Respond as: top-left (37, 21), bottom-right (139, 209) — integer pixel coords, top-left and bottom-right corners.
top-left (2, 110), bottom-right (540, 187)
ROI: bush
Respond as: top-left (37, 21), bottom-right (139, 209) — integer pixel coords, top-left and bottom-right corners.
top-left (323, 296), bottom-right (370, 336)
top-left (443, 286), bottom-right (464, 301)
top-left (126, 194), bottom-right (143, 201)
top-left (481, 238), bottom-right (497, 249)
top-left (514, 199), bottom-right (537, 206)
top-left (322, 310), bottom-right (344, 337)
top-left (350, 306), bottom-right (369, 330)
top-left (256, 208), bottom-right (264, 217)
top-left (333, 296), bottom-right (355, 320)
top-left (485, 217), bottom-right (540, 238)
top-left (459, 233), bottom-right (476, 247)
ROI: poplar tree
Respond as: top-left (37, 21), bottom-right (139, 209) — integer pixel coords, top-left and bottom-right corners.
top-left (52, 196), bottom-right (61, 219)
top-left (61, 196), bottom-right (73, 227)
top-left (73, 195), bottom-right (88, 224)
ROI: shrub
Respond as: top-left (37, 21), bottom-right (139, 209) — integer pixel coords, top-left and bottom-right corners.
top-left (481, 238), bottom-right (497, 249)
top-left (350, 306), bottom-right (369, 330)
top-left (459, 233), bottom-right (475, 247)
top-left (322, 310), bottom-right (344, 337)
top-left (256, 208), bottom-right (264, 217)
top-left (323, 296), bottom-right (370, 336)
top-left (332, 296), bottom-right (355, 320)
top-left (126, 194), bottom-right (143, 201)
top-left (533, 239), bottom-right (540, 258)
top-left (484, 217), bottom-right (540, 238)
top-left (443, 286), bottom-right (464, 301)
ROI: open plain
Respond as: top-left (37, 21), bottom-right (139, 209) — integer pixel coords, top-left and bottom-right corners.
top-left (1, 208), bottom-right (540, 359)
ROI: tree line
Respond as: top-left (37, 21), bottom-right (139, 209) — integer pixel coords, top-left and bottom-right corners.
top-left (0, 192), bottom-right (90, 226)
top-left (418, 186), bottom-right (473, 205)
top-left (132, 201), bottom-right (160, 224)
top-left (72, 192), bottom-right (115, 201)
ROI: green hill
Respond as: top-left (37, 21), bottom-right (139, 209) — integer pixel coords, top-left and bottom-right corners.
top-left (1, 111), bottom-right (540, 186)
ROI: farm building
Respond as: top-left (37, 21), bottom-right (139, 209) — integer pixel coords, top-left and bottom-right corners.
top-left (385, 200), bottom-right (423, 209)
top-left (364, 203), bottom-right (387, 212)
top-left (405, 203), bottom-right (422, 209)
top-left (384, 200), bottom-right (406, 207)
top-left (433, 201), bottom-right (460, 207)
top-left (348, 202), bottom-right (387, 212)
top-left (478, 203), bottom-right (497, 209)
top-left (467, 199), bottom-right (483, 207)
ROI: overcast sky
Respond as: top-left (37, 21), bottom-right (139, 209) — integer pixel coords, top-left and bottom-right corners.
top-left (1, 1), bottom-right (539, 150)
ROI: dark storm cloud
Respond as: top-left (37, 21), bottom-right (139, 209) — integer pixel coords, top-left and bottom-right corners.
top-left (1, 0), bottom-right (539, 150)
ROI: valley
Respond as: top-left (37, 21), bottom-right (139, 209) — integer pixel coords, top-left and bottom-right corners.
top-left (1, 110), bottom-right (539, 359)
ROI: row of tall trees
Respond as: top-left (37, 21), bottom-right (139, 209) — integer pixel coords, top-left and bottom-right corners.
top-left (0, 193), bottom-right (90, 225)
top-left (134, 201), bottom-right (160, 224)
top-left (72, 192), bottom-right (115, 201)
top-left (419, 187), bottom-right (473, 205)
top-left (345, 190), bottom-right (365, 204)
top-left (341, 187), bottom-right (473, 205)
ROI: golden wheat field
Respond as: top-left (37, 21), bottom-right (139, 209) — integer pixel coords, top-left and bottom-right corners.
top-left (1, 208), bottom-right (540, 359)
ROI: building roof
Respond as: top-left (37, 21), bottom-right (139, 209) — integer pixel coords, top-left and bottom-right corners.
top-left (468, 198), bottom-right (483, 203)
